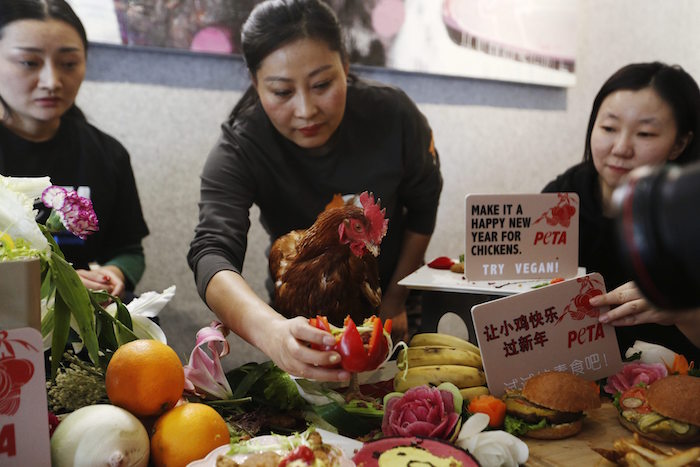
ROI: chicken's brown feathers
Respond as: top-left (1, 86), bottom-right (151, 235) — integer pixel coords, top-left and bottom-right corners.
top-left (269, 193), bottom-right (387, 325)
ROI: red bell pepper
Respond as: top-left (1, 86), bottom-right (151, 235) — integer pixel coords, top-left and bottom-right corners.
top-left (428, 256), bottom-right (455, 269)
top-left (279, 445), bottom-right (315, 467)
top-left (309, 316), bottom-right (334, 351)
top-left (308, 315), bottom-right (392, 372)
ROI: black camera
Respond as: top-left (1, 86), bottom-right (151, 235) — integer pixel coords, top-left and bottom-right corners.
top-left (614, 162), bottom-right (700, 309)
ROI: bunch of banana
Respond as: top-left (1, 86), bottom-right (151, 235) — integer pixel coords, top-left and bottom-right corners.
top-left (394, 333), bottom-right (489, 400)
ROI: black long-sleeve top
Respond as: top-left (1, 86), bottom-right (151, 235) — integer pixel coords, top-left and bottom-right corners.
top-left (188, 78), bottom-right (443, 302)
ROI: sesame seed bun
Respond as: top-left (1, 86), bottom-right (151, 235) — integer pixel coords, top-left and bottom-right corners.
top-left (522, 372), bottom-right (601, 413)
top-left (647, 375), bottom-right (700, 427)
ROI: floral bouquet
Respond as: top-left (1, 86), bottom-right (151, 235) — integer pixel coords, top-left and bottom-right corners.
top-left (0, 175), bottom-right (168, 379)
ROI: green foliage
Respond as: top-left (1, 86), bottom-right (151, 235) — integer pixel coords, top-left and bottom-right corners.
top-left (311, 401), bottom-right (377, 438)
top-left (226, 361), bottom-right (305, 411)
top-left (39, 226), bottom-right (137, 378)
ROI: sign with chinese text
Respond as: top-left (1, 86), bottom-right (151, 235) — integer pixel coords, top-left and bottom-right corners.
top-left (0, 327), bottom-right (51, 466)
top-left (465, 193), bottom-right (579, 281)
top-left (471, 273), bottom-right (623, 397)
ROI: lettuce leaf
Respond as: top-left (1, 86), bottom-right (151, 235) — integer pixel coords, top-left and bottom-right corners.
top-left (504, 414), bottom-right (547, 436)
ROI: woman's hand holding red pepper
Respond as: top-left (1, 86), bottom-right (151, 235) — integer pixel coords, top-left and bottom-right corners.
top-left (309, 315), bottom-right (392, 373)
top-left (263, 316), bottom-right (351, 382)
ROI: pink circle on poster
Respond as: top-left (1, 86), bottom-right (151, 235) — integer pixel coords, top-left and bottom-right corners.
top-left (190, 26), bottom-right (234, 54)
top-left (371, 0), bottom-right (405, 39)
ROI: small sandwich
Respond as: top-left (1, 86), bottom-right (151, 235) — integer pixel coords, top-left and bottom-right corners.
top-left (616, 374), bottom-right (700, 443)
top-left (503, 371), bottom-right (601, 439)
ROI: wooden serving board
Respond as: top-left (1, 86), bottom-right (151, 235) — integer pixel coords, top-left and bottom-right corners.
top-left (526, 402), bottom-right (672, 466)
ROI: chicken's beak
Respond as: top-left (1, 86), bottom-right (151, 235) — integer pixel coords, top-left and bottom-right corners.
top-left (364, 241), bottom-right (380, 257)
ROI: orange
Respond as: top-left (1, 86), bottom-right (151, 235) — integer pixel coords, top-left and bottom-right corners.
top-left (105, 339), bottom-right (185, 417)
top-left (150, 402), bottom-right (230, 467)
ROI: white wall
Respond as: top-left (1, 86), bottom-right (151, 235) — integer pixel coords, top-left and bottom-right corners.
top-left (75, 0), bottom-right (700, 365)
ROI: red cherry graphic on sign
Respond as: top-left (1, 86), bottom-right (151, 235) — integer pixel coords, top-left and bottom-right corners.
top-left (573, 288), bottom-right (603, 318)
top-left (536, 194), bottom-right (578, 227)
top-left (0, 357), bottom-right (34, 416)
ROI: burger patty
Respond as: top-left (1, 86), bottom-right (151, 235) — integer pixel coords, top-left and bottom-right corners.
top-left (504, 392), bottom-right (583, 425)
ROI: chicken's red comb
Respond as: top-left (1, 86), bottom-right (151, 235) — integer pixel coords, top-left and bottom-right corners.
top-left (360, 191), bottom-right (388, 243)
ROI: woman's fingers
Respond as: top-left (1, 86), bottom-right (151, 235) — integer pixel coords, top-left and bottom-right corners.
top-left (76, 269), bottom-right (110, 291)
top-left (389, 311), bottom-right (409, 343)
top-left (96, 267), bottom-right (125, 298)
top-left (589, 281), bottom-right (642, 307)
top-left (591, 281), bottom-right (652, 325)
top-left (270, 318), bottom-right (350, 382)
top-left (288, 363), bottom-right (351, 382)
top-left (600, 302), bottom-right (647, 325)
top-left (289, 316), bottom-right (337, 347)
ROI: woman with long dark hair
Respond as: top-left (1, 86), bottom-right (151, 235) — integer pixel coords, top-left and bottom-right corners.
top-left (189, 0), bottom-right (442, 381)
top-left (544, 62), bottom-right (700, 360)
top-left (0, 0), bottom-right (149, 299)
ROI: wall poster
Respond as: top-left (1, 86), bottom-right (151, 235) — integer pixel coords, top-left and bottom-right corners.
top-left (69, 0), bottom-right (577, 87)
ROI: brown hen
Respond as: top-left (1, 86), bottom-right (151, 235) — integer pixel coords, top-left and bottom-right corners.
top-left (269, 192), bottom-right (388, 327)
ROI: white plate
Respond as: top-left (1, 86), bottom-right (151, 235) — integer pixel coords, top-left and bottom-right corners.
top-left (399, 263), bottom-right (586, 296)
top-left (187, 429), bottom-right (362, 467)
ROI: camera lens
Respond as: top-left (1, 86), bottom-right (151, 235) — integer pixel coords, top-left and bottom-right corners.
top-left (615, 162), bottom-right (700, 309)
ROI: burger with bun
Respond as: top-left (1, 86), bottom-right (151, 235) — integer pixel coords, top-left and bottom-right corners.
top-left (616, 374), bottom-right (700, 443)
top-left (503, 371), bottom-right (601, 439)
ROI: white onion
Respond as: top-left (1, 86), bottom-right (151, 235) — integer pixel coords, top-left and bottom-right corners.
top-left (50, 404), bottom-right (149, 467)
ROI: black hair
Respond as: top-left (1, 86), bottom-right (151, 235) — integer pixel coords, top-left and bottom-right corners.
top-left (0, 0), bottom-right (88, 121)
top-left (229, 0), bottom-right (348, 121)
top-left (583, 62), bottom-right (700, 165)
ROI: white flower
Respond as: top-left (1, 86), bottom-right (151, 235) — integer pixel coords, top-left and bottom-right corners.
top-left (0, 176), bottom-right (51, 252)
top-left (0, 175), bottom-right (52, 201)
top-left (43, 286), bottom-right (174, 353)
top-left (104, 285), bottom-right (174, 343)
top-left (456, 413), bottom-right (529, 467)
top-left (625, 340), bottom-right (677, 367)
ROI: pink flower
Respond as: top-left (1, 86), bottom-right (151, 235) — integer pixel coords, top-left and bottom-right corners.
top-left (382, 385), bottom-right (460, 440)
top-left (604, 362), bottom-right (668, 395)
top-left (183, 321), bottom-right (233, 400)
top-left (42, 186), bottom-right (98, 240)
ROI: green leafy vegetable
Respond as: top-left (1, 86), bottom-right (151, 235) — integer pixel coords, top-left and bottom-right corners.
top-left (503, 414), bottom-right (547, 436)
top-left (311, 401), bottom-right (376, 438)
top-left (226, 362), bottom-right (305, 411)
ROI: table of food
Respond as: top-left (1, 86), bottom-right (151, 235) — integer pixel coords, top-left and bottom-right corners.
top-left (2, 180), bottom-right (698, 467)
top-left (35, 319), bottom-right (700, 467)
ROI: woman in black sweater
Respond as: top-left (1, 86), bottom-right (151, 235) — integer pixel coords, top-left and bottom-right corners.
top-left (543, 62), bottom-right (700, 362)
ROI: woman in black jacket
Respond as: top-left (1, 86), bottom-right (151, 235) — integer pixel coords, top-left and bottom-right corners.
top-left (543, 62), bottom-right (700, 361)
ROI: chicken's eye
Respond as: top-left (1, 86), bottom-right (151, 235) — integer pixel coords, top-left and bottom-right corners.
top-left (352, 220), bottom-right (364, 232)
